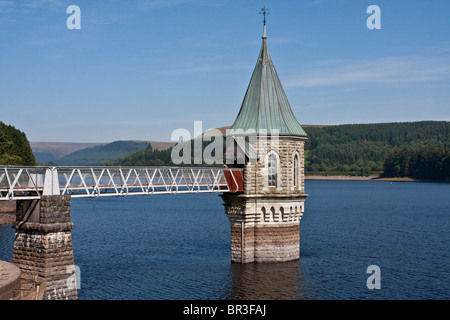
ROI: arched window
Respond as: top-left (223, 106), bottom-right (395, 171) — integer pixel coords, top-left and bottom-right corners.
top-left (293, 154), bottom-right (298, 187)
top-left (268, 154), bottom-right (277, 187)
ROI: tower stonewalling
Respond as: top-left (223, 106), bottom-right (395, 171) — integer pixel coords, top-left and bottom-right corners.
top-left (221, 20), bottom-right (308, 263)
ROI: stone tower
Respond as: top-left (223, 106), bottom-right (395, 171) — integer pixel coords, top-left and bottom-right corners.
top-left (221, 20), bottom-right (308, 263)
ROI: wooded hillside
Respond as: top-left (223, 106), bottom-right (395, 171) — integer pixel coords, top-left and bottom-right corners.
top-left (304, 121), bottom-right (450, 177)
top-left (0, 121), bottom-right (36, 166)
top-left (113, 121), bottom-right (450, 180)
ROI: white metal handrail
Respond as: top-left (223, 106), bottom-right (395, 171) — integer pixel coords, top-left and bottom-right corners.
top-left (0, 166), bottom-right (242, 200)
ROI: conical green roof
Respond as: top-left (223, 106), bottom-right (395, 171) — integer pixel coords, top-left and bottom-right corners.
top-left (229, 33), bottom-right (307, 137)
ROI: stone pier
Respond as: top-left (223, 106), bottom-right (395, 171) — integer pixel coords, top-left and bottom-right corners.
top-left (12, 195), bottom-right (77, 300)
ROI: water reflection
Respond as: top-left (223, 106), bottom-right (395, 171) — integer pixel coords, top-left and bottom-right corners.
top-left (223, 260), bottom-right (311, 300)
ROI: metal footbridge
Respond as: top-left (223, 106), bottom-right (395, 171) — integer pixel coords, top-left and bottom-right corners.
top-left (0, 166), bottom-right (244, 200)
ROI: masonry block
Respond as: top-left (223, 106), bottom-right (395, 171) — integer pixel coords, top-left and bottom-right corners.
top-left (12, 195), bottom-right (77, 300)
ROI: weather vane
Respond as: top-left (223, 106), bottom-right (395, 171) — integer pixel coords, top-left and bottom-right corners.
top-left (259, 6), bottom-right (269, 26)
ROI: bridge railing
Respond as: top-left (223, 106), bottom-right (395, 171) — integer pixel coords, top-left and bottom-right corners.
top-left (0, 166), bottom-right (244, 200)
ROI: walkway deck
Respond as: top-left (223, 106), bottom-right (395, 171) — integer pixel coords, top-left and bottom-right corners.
top-left (0, 166), bottom-right (244, 200)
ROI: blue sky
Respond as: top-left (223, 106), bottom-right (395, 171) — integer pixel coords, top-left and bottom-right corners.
top-left (1, 0), bottom-right (450, 143)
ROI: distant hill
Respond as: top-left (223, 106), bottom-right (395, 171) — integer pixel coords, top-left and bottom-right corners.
top-left (195, 126), bottom-right (231, 139)
top-left (115, 143), bottom-right (173, 166)
top-left (31, 142), bottom-right (104, 163)
top-left (28, 121), bottom-right (450, 180)
top-left (59, 141), bottom-right (157, 166)
top-left (115, 127), bottom-right (233, 167)
top-left (114, 121), bottom-right (450, 172)
top-left (127, 140), bottom-right (176, 151)
top-left (31, 140), bottom-right (176, 166)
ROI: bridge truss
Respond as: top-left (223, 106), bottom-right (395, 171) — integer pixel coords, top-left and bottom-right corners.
top-left (0, 166), bottom-right (244, 200)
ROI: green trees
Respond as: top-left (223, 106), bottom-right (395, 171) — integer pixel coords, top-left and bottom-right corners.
top-left (0, 122), bottom-right (36, 166)
top-left (114, 143), bottom-right (173, 166)
top-left (382, 146), bottom-right (450, 180)
top-left (112, 121), bottom-right (450, 180)
top-left (114, 137), bottom-right (225, 167)
top-left (304, 121), bottom-right (450, 178)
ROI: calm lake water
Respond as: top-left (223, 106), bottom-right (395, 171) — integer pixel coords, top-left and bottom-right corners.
top-left (0, 180), bottom-right (449, 300)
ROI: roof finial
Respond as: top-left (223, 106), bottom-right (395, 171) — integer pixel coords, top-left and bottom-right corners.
top-left (259, 6), bottom-right (269, 38)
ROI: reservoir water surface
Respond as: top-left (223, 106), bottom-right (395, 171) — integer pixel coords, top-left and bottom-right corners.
top-left (0, 180), bottom-right (449, 300)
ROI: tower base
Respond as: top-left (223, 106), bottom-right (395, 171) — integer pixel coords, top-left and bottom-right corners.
top-left (221, 193), bottom-right (306, 264)
top-left (230, 223), bottom-right (299, 263)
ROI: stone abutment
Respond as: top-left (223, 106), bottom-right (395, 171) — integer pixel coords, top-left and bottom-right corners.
top-left (12, 195), bottom-right (77, 300)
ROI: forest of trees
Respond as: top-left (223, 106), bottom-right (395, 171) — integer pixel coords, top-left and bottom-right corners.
top-left (114, 143), bottom-right (173, 166)
top-left (113, 138), bottom-right (224, 167)
top-left (109, 121), bottom-right (450, 180)
top-left (304, 121), bottom-right (450, 178)
top-left (0, 121), bottom-right (36, 166)
top-left (382, 145), bottom-right (450, 180)
top-left (2, 119), bottom-right (448, 180)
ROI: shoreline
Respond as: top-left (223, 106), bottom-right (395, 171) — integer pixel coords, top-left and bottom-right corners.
top-left (306, 175), bottom-right (378, 181)
top-left (305, 175), bottom-right (448, 182)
